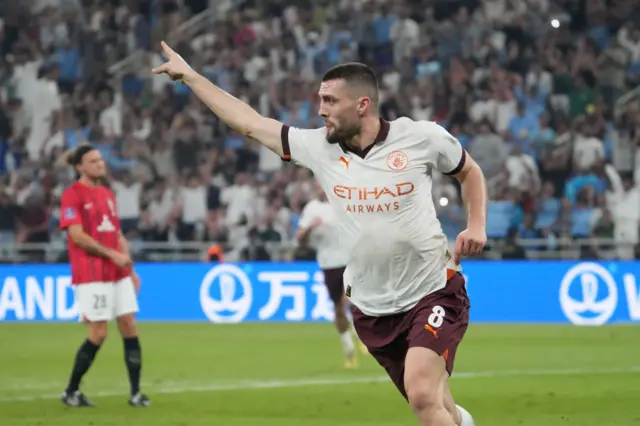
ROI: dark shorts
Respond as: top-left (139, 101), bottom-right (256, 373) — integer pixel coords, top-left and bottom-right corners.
top-left (351, 271), bottom-right (470, 400)
top-left (323, 267), bottom-right (346, 305)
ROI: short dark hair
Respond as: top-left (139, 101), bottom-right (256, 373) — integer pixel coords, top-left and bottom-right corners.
top-left (322, 62), bottom-right (379, 104)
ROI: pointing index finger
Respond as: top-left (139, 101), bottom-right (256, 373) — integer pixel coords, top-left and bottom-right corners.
top-left (160, 41), bottom-right (174, 57)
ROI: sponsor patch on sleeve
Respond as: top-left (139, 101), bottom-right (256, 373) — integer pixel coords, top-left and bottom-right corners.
top-left (64, 207), bottom-right (77, 220)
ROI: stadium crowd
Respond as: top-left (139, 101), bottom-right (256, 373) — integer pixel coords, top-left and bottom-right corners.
top-left (1, 0), bottom-right (640, 262)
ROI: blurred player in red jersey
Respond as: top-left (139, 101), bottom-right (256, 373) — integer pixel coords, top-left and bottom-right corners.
top-left (59, 145), bottom-right (149, 408)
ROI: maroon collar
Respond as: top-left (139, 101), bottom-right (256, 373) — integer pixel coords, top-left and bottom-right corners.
top-left (339, 117), bottom-right (390, 159)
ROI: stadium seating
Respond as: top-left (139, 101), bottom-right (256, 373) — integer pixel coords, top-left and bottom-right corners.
top-left (1, 0), bottom-right (640, 263)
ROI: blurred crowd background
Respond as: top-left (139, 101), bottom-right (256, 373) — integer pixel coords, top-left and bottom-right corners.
top-left (1, 0), bottom-right (640, 263)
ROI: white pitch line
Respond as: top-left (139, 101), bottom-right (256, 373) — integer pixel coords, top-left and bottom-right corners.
top-left (0, 382), bottom-right (62, 391)
top-left (1, 366), bottom-right (638, 403)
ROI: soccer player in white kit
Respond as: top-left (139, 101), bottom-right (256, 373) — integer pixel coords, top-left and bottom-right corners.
top-left (297, 181), bottom-right (366, 369)
top-left (153, 41), bottom-right (486, 426)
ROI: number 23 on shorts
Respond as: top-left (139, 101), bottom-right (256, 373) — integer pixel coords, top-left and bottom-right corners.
top-left (88, 287), bottom-right (112, 316)
top-left (93, 294), bottom-right (108, 310)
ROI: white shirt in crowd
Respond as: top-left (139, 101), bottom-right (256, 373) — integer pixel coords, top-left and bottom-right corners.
top-left (112, 181), bottom-right (142, 220)
top-left (12, 60), bottom-right (61, 159)
top-left (469, 98), bottom-right (517, 133)
top-left (526, 69), bottom-right (553, 95)
top-left (99, 93), bottom-right (123, 138)
top-left (221, 184), bottom-right (257, 226)
top-left (618, 27), bottom-right (640, 62)
top-left (180, 185), bottom-right (208, 224)
top-left (483, 0), bottom-right (507, 23)
top-left (284, 117), bottom-right (462, 316)
top-left (505, 153), bottom-right (540, 192)
top-left (611, 187), bottom-right (640, 243)
top-left (298, 198), bottom-right (349, 269)
top-left (390, 17), bottom-right (420, 64)
top-left (149, 189), bottom-right (175, 226)
top-left (573, 134), bottom-right (604, 170)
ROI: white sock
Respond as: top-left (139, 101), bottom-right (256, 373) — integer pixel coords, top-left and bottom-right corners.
top-left (340, 330), bottom-right (355, 356)
top-left (456, 405), bottom-right (475, 426)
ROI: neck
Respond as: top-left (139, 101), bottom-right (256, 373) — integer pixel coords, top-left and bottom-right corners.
top-left (79, 176), bottom-right (100, 187)
top-left (345, 116), bottom-right (381, 151)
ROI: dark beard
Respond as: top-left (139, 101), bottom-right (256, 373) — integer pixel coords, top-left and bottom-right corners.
top-left (326, 123), bottom-right (360, 144)
top-left (326, 132), bottom-right (341, 144)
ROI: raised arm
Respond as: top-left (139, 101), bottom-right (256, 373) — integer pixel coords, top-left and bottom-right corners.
top-left (152, 41), bottom-right (286, 159)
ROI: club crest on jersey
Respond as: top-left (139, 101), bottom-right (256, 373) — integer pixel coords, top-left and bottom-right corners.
top-left (386, 151), bottom-right (408, 171)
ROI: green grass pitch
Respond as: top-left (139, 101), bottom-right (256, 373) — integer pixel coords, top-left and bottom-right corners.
top-left (1, 323), bottom-right (639, 425)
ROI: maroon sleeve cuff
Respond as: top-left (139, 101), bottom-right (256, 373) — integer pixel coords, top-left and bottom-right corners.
top-left (443, 149), bottom-right (466, 176)
top-left (281, 125), bottom-right (291, 162)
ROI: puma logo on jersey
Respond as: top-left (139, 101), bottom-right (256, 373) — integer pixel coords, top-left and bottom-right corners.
top-left (97, 215), bottom-right (116, 232)
top-left (339, 156), bottom-right (350, 169)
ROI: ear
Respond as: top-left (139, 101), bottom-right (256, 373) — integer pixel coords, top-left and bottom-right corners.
top-left (357, 97), bottom-right (371, 115)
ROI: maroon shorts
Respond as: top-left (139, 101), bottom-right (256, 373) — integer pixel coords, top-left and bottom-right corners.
top-left (351, 271), bottom-right (470, 400)
top-left (323, 267), bottom-right (346, 305)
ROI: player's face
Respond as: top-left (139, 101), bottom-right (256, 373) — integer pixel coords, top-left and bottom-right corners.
top-left (79, 150), bottom-right (107, 179)
top-left (318, 79), bottom-right (364, 144)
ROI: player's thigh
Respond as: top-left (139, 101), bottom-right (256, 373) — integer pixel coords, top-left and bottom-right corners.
top-left (75, 282), bottom-right (116, 323)
top-left (404, 346), bottom-right (449, 409)
top-left (407, 273), bottom-right (470, 375)
top-left (373, 348), bottom-right (408, 399)
top-left (114, 276), bottom-right (139, 318)
top-left (115, 277), bottom-right (140, 337)
top-left (351, 305), bottom-right (409, 399)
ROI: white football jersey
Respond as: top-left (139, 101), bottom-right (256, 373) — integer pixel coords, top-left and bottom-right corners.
top-left (298, 198), bottom-right (348, 270)
top-left (282, 117), bottom-right (463, 316)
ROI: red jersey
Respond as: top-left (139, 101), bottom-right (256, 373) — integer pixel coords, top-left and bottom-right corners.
top-left (60, 181), bottom-right (129, 285)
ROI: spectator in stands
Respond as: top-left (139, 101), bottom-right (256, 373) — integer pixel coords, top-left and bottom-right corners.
top-left (56, 38), bottom-right (82, 95)
top-left (505, 144), bottom-right (540, 194)
top-left (15, 193), bottom-right (49, 262)
top-left (0, 188), bottom-right (18, 245)
top-left (609, 176), bottom-right (640, 260)
top-left (112, 171), bottom-right (142, 235)
top-left (178, 173), bottom-right (207, 241)
top-left (589, 203), bottom-right (616, 259)
top-left (259, 211), bottom-right (285, 245)
top-left (3, 0), bottom-right (640, 263)
top-left (147, 177), bottom-right (177, 242)
top-left (571, 186), bottom-right (597, 253)
top-left (487, 190), bottom-right (522, 240)
top-left (597, 37), bottom-right (628, 106)
top-left (437, 195), bottom-right (466, 242)
top-left (573, 118), bottom-right (605, 171)
top-left (534, 181), bottom-right (562, 236)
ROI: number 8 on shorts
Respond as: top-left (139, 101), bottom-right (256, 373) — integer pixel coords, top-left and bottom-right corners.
top-left (427, 305), bottom-right (446, 328)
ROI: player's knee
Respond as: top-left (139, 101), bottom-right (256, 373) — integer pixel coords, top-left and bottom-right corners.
top-left (88, 322), bottom-right (108, 344)
top-left (405, 379), bottom-right (442, 415)
top-left (117, 313), bottom-right (138, 338)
